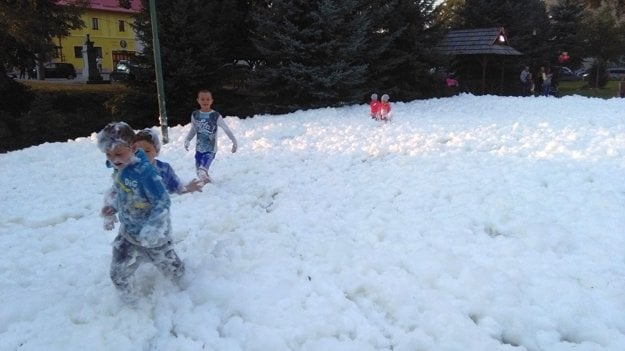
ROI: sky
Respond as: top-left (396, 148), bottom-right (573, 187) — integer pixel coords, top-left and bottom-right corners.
top-left (1, 94), bottom-right (625, 351)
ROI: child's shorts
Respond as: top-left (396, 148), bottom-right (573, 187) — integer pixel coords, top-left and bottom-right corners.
top-left (195, 151), bottom-right (216, 171)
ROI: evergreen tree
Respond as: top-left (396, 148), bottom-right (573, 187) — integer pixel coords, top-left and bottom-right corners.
top-left (436, 0), bottom-right (465, 29)
top-left (549, 0), bottom-right (585, 68)
top-left (369, 0), bottom-right (443, 100)
top-left (250, 0), bottom-right (372, 110)
top-left (437, 0), bottom-right (555, 94)
top-left (125, 0), bottom-right (256, 124)
top-left (459, 0), bottom-right (551, 62)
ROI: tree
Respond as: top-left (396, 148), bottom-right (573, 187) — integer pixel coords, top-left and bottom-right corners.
top-left (436, 0), bottom-right (465, 29)
top-left (0, 0), bottom-right (85, 151)
top-left (549, 0), bottom-right (586, 69)
top-left (250, 0), bottom-right (373, 110)
top-left (126, 0), bottom-right (257, 124)
top-left (368, 0), bottom-right (443, 100)
top-left (579, 1), bottom-right (625, 87)
top-left (0, 0), bottom-right (86, 79)
top-left (459, 0), bottom-right (551, 62)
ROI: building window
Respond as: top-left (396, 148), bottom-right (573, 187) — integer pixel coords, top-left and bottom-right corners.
top-left (118, 20), bottom-right (125, 32)
top-left (92, 18), bottom-right (99, 30)
top-left (74, 46), bottom-right (83, 58)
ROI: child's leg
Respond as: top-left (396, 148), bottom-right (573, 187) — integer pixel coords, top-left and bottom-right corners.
top-left (195, 151), bottom-right (216, 183)
top-left (110, 235), bottom-right (144, 295)
top-left (146, 242), bottom-right (185, 284)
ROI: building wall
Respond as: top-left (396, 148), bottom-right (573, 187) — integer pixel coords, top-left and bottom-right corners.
top-left (56, 1), bottom-right (141, 73)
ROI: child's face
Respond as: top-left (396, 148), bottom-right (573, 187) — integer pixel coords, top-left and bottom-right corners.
top-left (105, 144), bottom-right (135, 170)
top-left (197, 92), bottom-right (213, 111)
top-left (134, 140), bottom-right (157, 164)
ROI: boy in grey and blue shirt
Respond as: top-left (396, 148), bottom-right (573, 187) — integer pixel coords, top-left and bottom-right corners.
top-left (184, 90), bottom-right (237, 183)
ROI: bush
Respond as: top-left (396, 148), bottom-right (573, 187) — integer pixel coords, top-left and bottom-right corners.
top-left (2, 87), bottom-right (120, 152)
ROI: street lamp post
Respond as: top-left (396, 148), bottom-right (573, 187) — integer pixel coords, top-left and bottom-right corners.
top-left (149, 0), bottom-right (168, 143)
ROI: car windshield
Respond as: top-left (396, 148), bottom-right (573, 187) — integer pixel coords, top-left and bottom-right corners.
top-left (116, 62), bottom-right (130, 72)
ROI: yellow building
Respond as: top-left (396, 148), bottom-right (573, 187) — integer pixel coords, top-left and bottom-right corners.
top-left (56, 0), bottom-right (142, 73)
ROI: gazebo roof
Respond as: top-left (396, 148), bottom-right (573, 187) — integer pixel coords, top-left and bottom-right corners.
top-left (437, 27), bottom-right (522, 56)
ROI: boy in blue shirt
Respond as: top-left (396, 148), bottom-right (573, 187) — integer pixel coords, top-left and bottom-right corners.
top-left (97, 122), bottom-right (185, 302)
top-left (184, 90), bottom-right (238, 184)
top-left (134, 128), bottom-right (203, 194)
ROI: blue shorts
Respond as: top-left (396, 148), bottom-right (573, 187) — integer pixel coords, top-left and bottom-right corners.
top-left (195, 151), bottom-right (215, 171)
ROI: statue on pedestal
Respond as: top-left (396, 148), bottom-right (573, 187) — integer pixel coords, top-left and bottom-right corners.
top-left (82, 34), bottom-right (103, 82)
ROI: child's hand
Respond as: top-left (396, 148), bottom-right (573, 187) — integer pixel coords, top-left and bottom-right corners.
top-left (103, 215), bottom-right (117, 231)
top-left (101, 206), bottom-right (116, 217)
top-left (184, 179), bottom-right (204, 193)
top-left (231, 142), bottom-right (237, 153)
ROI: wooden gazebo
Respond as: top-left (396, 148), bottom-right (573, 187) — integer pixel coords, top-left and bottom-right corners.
top-left (436, 27), bottom-right (523, 93)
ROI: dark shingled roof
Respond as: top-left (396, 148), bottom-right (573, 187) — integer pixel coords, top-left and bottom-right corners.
top-left (437, 27), bottom-right (522, 56)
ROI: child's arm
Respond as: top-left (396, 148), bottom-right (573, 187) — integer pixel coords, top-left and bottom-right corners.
top-left (184, 115), bottom-right (198, 151)
top-left (181, 178), bottom-right (203, 194)
top-left (157, 160), bottom-right (203, 194)
top-left (217, 116), bottom-right (238, 153)
top-left (101, 185), bottom-right (118, 230)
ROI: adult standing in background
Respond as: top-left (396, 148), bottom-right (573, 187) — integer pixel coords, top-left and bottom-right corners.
top-left (541, 67), bottom-right (552, 97)
top-left (519, 66), bottom-right (530, 96)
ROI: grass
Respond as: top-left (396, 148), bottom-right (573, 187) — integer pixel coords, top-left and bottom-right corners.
top-left (20, 79), bottom-right (128, 94)
top-left (558, 80), bottom-right (621, 99)
top-left (18, 77), bottom-right (621, 99)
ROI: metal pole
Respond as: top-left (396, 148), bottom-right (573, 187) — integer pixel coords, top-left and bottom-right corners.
top-left (149, 0), bottom-right (168, 143)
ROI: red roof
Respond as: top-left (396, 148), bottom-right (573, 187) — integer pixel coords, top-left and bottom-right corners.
top-left (57, 0), bottom-right (142, 14)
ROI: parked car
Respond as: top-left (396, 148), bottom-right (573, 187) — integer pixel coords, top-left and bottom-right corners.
top-left (553, 66), bottom-right (579, 81)
top-left (575, 68), bottom-right (589, 80)
top-left (44, 62), bottom-right (76, 79)
top-left (109, 60), bottom-right (137, 82)
top-left (606, 67), bottom-right (625, 80)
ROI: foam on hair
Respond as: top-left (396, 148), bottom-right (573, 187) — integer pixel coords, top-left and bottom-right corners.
top-left (96, 122), bottom-right (135, 152)
top-left (134, 128), bottom-right (162, 154)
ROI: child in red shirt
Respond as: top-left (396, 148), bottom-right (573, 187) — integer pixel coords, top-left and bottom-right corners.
top-left (379, 94), bottom-right (391, 121)
top-left (370, 93), bottom-right (381, 119)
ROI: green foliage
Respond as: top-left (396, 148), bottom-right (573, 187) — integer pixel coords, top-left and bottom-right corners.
top-left (558, 79), bottom-right (620, 98)
top-left (0, 75), bottom-right (32, 152)
top-left (105, 0), bottom-right (446, 117)
top-left (250, 0), bottom-right (372, 109)
top-left (586, 60), bottom-right (608, 88)
top-left (105, 91), bottom-right (159, 128)
top-left (369, 0), bottom-right (443, 100)
top-left (0, 0), bottom-right (86, 72)
top-left (0, 86), bottom-right (120, 152)
top-left (549, 0), bottom-right (586, 68)
top-left (125, 0), bottom-right (257, 123)
top-left (459, 0), bottom-right (551, 65)
top-left (580, 2), bottom-right (625, 63)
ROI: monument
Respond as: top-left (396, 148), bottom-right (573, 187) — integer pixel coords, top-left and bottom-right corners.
top-left (81, 34), bottom-right (106, 83)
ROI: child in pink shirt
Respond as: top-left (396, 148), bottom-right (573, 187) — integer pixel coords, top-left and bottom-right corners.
top-left (379, 94), bottom-right (391, 121)
top-left (370, 93), bottom-right (381, 119)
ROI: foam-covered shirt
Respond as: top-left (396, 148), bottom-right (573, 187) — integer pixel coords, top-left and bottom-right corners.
top-left (154, 159), bottom-right (184, 194)
top-left (379, 101), bottom-right (391, 117)
top-left (184, 109), bottom-right (237, 153)
top-left (106, 149), bottom-right (172, 248)
top-left (370, 100), bottom-right (380, 117)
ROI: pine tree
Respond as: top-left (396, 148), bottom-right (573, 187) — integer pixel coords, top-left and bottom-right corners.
top-left (369, 0), bottom-right (442, 100)
top-left (250, 0), bottom-right (372, 110)
top-left (549, 0), bottom-right (585, 68)
top-left (129, 0), bottom-right (255, 123)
